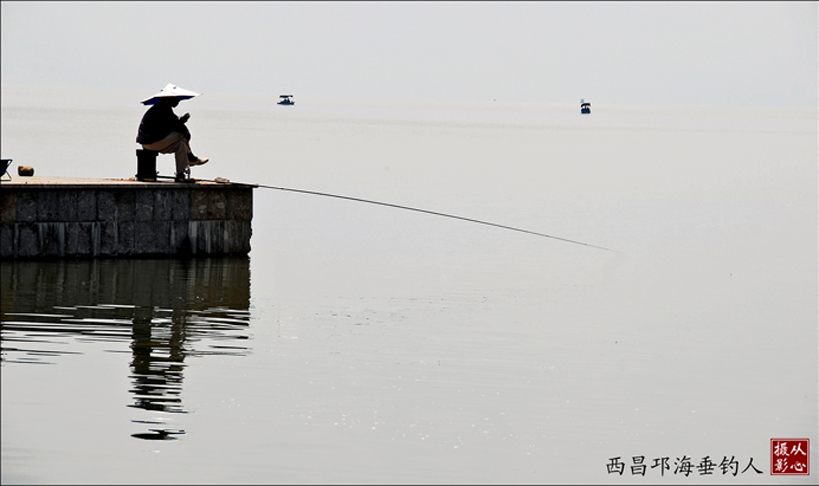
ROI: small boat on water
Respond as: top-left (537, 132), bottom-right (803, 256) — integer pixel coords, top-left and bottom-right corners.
top-left (580, 99), bottom-right (591, 114)
top-left (278, 95), bottom-right (295, 106)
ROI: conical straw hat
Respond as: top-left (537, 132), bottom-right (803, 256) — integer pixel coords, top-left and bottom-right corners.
top-left (141, 83), bottom-right (201, 105)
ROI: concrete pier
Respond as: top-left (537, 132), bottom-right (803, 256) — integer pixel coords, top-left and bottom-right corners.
top-left (0, 177), bottom-right (255, 259)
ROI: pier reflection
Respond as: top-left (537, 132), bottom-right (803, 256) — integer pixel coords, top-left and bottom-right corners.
top-left (1, 257), bottom-right (251, 439)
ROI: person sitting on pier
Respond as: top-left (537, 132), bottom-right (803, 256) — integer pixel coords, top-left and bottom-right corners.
top-left (136, 84), bottom-right (209, 183)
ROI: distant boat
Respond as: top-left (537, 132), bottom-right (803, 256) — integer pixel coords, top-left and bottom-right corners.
top-left (278, 95), bottom-right (294, 106)
top-left (580, 99), bottom-right (591, 114)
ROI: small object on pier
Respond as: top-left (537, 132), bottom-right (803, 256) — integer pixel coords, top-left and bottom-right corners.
top-left (580, 99), bottom-right (591, 114)
top-left (214, 177), bottom-right (230, 183)
top-left (18, 165), bottom-right (34, 177)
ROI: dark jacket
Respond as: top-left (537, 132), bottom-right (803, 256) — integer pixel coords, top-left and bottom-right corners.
top-left (136, 101), bottom-right (189, 145)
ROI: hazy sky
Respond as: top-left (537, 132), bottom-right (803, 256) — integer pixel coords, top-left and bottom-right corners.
top-left (2, 1), bottom-right (817, 106)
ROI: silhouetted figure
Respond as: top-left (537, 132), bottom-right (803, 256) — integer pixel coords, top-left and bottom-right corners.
top-left (137, 84), bottom-right (208, 182)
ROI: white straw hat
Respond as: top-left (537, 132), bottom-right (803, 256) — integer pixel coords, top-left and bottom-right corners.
top-left (141, 83), bottom-right (201, 105)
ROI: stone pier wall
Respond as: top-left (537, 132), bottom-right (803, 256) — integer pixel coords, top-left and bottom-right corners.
top-left (0, 179), bottom-right (254, 259)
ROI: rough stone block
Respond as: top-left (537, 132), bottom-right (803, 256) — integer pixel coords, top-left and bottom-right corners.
top-left (224, 220), bottom-right (241, 254)
top-left (225, 189), bottom-right (253, 221)
top-left (191, 190), bottom-right (208, 221)
top-left (226, 190), bottom-right (252, 221)
top-left (97, 191), bottom-right (116, 221)
top-left (135, 189), bottom-right (154, 221)
top-left (225, 190), bottom-right (239, 221)
top-left (154, 190), bottom-right (172, 221)
top-left (195, 220), bottom-right (210, 254)
top-left (208, 191), bottom-right (227, 220)
top-left (135, 221), bottom-right (171, 255)
top-left (76, 222), bottom-right (95, 256)
top-left (172, 190), bottom-right (190, 221)
top-left (242, 190), bottom-right (253, 221)
top-left (154, 221), bottom-right (171, 254)
top-left (170, 220), bottom-right (188, 253)
top-left (17, 222), bottom-right (38, 257)
top-left (15, 191), bottom-right (37, 222)
top-left (40, 223), bottom-right (65, 257)
top-left (0, 224), bottom-right (14, 258)
top-left (115, 190), bottom-right (135, 222)
top-left (15, 222), bottom-right (40, 257)
top-left (100, 221), bottom-right (117, 255)
top-left (242, 220), bottom-right (252, 253)
top-left (64, 222), bottom-right (78, 256)
top-left (0, 191), bottom-right (17, 223)
top-left (37, 191), bottom-right (59, 222)
top-left (57, 191), bottom-right (78, 221)
top-left (77, 190), bottom-right (96, 221)
top-left (222, 220), bottom-right (234, 254)
top-left (117, 221), bottom-right (134, 255)
top-left (212, 220), bottom-right (225, 253)
top-left (134, 221), bottom-right (155, 254)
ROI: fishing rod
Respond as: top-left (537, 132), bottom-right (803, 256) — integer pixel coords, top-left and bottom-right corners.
top-left (189, 177), bottom-right (621, 253)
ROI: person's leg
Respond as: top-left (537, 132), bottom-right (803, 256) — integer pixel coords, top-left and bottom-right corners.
top-left (142, 132), bottom-right (190, 178)
top-left (173, 143), bottom-right (188, 178)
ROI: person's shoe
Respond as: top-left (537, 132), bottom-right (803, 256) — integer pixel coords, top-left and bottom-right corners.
top-left (175, 174), bottom-right (195, 183)
top-left (187, 153), bottom-right (209, 166)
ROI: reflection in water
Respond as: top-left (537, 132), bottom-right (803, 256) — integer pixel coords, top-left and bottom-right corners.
top-left (1, 257), bottom-right (252, 440)
top-left (130, 305), bottom-right (188, 414)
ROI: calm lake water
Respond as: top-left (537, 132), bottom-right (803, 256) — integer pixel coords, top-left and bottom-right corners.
top-left (1, 87), bottom-right (816, 483)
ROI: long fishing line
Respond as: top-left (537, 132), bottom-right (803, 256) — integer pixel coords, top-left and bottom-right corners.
top-left (197, 177), bottom-right (621, 253)
top-left (264, 184), bottom-right (619, 253)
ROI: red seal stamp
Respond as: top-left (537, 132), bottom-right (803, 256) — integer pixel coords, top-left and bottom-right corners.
top-left (771, 438), bottom-right (809, 475)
